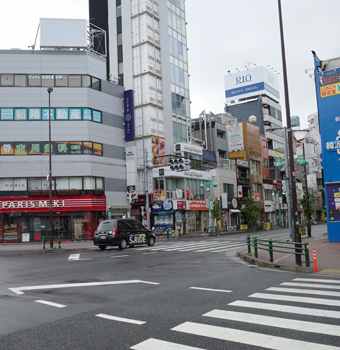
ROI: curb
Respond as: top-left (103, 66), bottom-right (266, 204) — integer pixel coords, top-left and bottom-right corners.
top-left (237, 251), bottom-right (315, 274)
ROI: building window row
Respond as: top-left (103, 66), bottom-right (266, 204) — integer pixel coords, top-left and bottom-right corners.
top-left (0, 107), bottom-right (102, 122)
top-left (0, 176), bottom-right (104, 192)
top-left (0, 74), bottom-right (101, 90)
top-left (0, 141), bottom-right (102, 156)
top-left (173, 120), bottom-right (188, 143)
top-left (168, 0), bottom-right (185, 14)
top-left (167, 7), bottom-right (186, 35)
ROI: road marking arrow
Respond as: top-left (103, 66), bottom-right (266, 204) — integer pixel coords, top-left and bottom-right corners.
top-left (68, 254), bottom-right (91, 261)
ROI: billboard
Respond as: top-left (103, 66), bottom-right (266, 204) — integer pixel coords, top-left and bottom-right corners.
top-left (227, 124), bottom-right (244, 152)
top-left (40, 18), bottom-right (87, 49)
top-left (224, 66), bottom-right (280, 103)
top-left (124, 90), bottom-right (135, 142)
top-left (314, 55), bottom-right (340, 241)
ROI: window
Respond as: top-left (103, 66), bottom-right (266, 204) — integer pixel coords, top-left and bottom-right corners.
top-left (14, 75), bottom-right (26, 87)
top-left (70, 177), bottom-right (82, 190)
top-left (250, 160), bottom-right (260, 175)
top-left (84, 177), bottom-right (95, 190)
top-left (55, 75), bottom-right (68, 87)
top-left (14, 178), bottom-right (27, 191)
top-left (264, 158), bottom-right (269, 168)
top-left (217, 130), bottom-right (225, 139)
top-left (29, 178), bottom-right (42, 190)
top-left (28, 75), bottom-right (41, 87)
top-left (118, 45), bottom-right (123, 63)
top-left (1, 74), bottom-right (14, 86)
top-left (56, 177), bottom-right (69, 190)
top-left (82, 75), bottom-right (91, 87)
top-left (263, 140), bottom-right (267, 148)
top-left (42, 75), bottom-right (55, 87)
top-left (223, 183), bottom-right (234, 197)
top-left (96, 178), bottom-right (104, 190)
top-left (69, 75), bottom-right (82, 87)
top-left (92, 77), bottom-right (100, 91)
top-left (218, 150), bottom-right (226, 159)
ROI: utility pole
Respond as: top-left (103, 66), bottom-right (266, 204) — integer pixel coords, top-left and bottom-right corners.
top-left (144, 150), bottom-right (150, 229)
top-left (303, 143), bottom-right (311, 237)
top-left (284, 127), bottom-right (293, 239)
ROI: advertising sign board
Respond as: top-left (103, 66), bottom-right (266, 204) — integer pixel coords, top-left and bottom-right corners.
top-left (227, 124), bottom-right (244, 152)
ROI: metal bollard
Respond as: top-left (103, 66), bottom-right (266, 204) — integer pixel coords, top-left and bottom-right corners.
top-left (269, 239), bottom-right (273, 263)
top-left (179, 229), bottom-right (181, 239)
top-left (254, 236), bottom-right (258, 258)
top-left (167, 228), bottom-right (169, 240)
top-left (59, 237), bottom-right (61, 249)
top-left (304, 242), bottom-right (310, 267)
top-left (43, 237), bottom-right (45, 249)
top-left (247, 235), bottom-right (251, 255)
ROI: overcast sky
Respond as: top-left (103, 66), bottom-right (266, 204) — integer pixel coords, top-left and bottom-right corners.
top-left (1, 0), bottom-right (340, 128)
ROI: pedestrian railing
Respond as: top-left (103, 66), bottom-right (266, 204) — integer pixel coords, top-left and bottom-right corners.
top-left (42, 236), bottom-right (61, 249)
top-left (246, 235), bottom-right (310, 267)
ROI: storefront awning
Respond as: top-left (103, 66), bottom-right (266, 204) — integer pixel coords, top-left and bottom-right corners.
top-left (108, 205), bottom-right (131, 211)
top-left (230, 209), bottom-right (241, 213)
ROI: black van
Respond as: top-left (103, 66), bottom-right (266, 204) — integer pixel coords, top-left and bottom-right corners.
top-left (93, 218), bottom-right (155, 250)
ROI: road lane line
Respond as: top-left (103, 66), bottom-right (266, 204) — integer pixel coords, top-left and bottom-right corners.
top-left (130, 338), bottom-right (206, 350)
top-left (68, 254), bottom-right (80, 260)
top-left (293, 278), bottom-right (340, 284)
top-left (281, 282), bottom-right (340, 290)
top-left (143, 252), bottom-right (157, 254)
top-left (210, 245), bottom-right (247, 253)
top-left (111, 255), bottom-right (129, 258)
top-left (172, 322), bottom-right (338, 350)
top-left (203, 309), bottom-right (340, 337)
top-left (190, 287), bottom-right (232, 293)
top-left (34, 300), bottom-right (66, 308)
top-left (250, 292), bottom-right (340, 307)
top-left (96, 313), bottom-right (145, 325)
top-left (9, 280), bottom-right (160, 295)
top-left (229, 300), bottom-right (340, 318)
top-left (267, 287), bottom-right (340, 297)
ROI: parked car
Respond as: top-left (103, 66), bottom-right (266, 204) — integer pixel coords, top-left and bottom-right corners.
top-left (93, 218), bottom-right (155, 250)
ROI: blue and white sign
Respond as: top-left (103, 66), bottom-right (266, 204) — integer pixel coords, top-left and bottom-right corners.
top-left (314, 54), bottom-right (340, 242)
top-left (14, 108), bottom-right (27, 120)
top-left (29, 108), bottom-right (41, 120)
top-left (69, 108), bottom-right (82, 120)
top-left (124, 90), bottom-right (135, 142)
top-left (42, 108), bottom-right (55, 120)
top-left (163, 200), bottom-right (173, 211)
top-left (56, 108), bottom-right (68, 120)
top-left (83, 108), bottom-right (92, 120)
top-left (93, 110), bottom-right (102, 123)
top-left (1, 108), bottom-right (13, 120)
top-left (224, 66), bottom-right (280, 103)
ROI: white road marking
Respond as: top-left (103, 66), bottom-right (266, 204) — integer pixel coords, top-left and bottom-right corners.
top-left (130, 338), bottom-right (206, 350)
top-left (203, 309), bottom-right (340, 337)
top-left (96, 313), bottom-right (145, 325)
top-left (250, 292), bottom-right (340, 307)
top-left (34, 300), bottom-right (66, 308)
top-left (143, 252), bottom-right (157, 255)
top-left (229, 300), bottom-right (340, 318)
top-left (190, 287), bottom-right (232, 293)
top-left (293, 278), bottom-right (340, 284)
top-left (281, 282), bottom-right (340, 290)
top-left (267, 287), bottom-right (340, 297)
top-left (9, 280), bottom-right (160, 295)
top-left (195, 243), bottom-right (246, 252)
top-left (163, 242), bottom-right (225, 252)
top-left (172, 322), bottom-right (338, 350)
top-left (210, 245), bottom-right (247, 253)
top-left (68, 254), bottom-right (91, 261)
top-left (273, 254), bottom-right (291, 263)
top-left (111, 255), bottom-right (129, 258)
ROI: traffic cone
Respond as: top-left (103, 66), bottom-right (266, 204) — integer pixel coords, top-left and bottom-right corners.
top-left (313, 248), bottom-right (319, 272)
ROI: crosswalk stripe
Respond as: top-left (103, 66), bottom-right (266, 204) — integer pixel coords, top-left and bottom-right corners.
top-left (267, 287), bottom-right (340, 297)
top-left (210, 244), bottom-right (247, 253)
top-left (203, 310), bottom-right (340, 337)
top-left (163, 242), bottom-right (229, 252)
top-left (172, 321), bottom-right (339, 350)
top-left (293, 278), bottom-right (340, 284)
top-left (139, 241), bottom-right (221, 251)
top-left (96, 313), bottom-right (145, 325)
top-left (34, 300), bottom-right (66, 308)
top-left (190, 287), bottom-right (232, 293)
top-left (195, 243), bottom-right (246, 252)
top-left (228, 300), bottom-right (340, 319)
top-left (281, 282), bottom-right (340, 290)
top-left (130, 338), bottom-right (206, 350)
top-left (250, 292), bottom-right (340, 307)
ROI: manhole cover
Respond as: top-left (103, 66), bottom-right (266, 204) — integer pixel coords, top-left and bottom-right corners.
top-left (66, 279), bottom-right (97, 283)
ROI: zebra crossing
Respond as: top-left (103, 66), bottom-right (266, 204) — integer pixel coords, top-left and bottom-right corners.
top-left (137, 239), bottom-right (247, 254)
top-left (131, 277), bottom-right (340, 349)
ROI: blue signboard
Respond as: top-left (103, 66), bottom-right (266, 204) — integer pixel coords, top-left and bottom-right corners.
top-left (83, 108), bottom-right (92, 120)
top-left (93, 110), bottom-right (102, 123)
top-left (29, 108), bottom-right (41, 120)
top-left (124, 90), bottom-right (135, 142)
top-left (42, 108), bottom-right (55, 120)
top-left (1, 108), bottom-right (13, 120)
top-left (69, 108), bottom-right (82, 120)
top-left (314, 54), bottom-right (340, 241)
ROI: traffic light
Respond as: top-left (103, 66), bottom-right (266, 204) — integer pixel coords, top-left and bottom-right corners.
top-left (170, 158), bottom-right (190, 171)
top-left (127, 191), bottom-right (136, 203)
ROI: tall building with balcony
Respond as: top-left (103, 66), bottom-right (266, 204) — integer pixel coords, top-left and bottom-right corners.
top-left (89, 0), bottom-right (191, 198)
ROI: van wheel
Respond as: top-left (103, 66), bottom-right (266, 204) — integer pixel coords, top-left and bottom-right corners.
top-left (119, 239), bottom-right (127, 250)
top-left (148, 236), bottom-right (155, 246)
top-left (99, 245), bottom-right (107, 250)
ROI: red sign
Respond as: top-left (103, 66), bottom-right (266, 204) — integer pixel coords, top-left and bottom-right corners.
top-left (131, 194), bottom-right (153, 206)
top-left (177, 201), bottom-right (187, 210)
top-left (0, 195), bottom-right (106, 213)
top-left (189, 201), bottom-right (208, 210)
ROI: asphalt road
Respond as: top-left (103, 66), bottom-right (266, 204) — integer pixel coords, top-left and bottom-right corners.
top-left (0, 227), bottom-right (339, 349)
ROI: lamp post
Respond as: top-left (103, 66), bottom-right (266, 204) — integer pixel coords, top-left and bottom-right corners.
top-left (200, 178), bottom-right (217, 234)
top-left (47, 87), bottom-right (53, 249)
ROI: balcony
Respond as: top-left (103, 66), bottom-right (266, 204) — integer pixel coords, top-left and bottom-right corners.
top-left (238, 177), bottom-right (250, 186)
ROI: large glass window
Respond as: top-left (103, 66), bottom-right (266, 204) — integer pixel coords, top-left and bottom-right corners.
top-left (96, 178), bottom-right (104, 190)
top-left (84, 177), bottom-right (95, 190)
top-left (42, 75), bottom-right (55, 87)
top-left (14, 75), bottom-right (26, 87)
top-left (70, 177), bottom-right (82, 190)
top-left (1, 74), bottom-right (14, 86)
top-left (55, 75), bottom-right (68, 87)
top-left (56, 177), bottom-right (69, 190)
top-left (92, 77), bottom-right (100, 91)
top-left (28, 75), bottom-right (41, 87)
top-left (29, 178), bottom-right (42, 190)
top-left (82, 75), bottom-right (91, 87)
top-left (69, 75), bottom-right (82, 87)
top-left (223, 183), bottom-right (234, 197)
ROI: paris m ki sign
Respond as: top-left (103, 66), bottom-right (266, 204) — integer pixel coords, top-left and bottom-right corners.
top-left (313, 53), bottom-right (340, 242)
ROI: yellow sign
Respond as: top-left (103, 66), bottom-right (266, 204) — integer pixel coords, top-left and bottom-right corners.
top-left (240, 224), bottom-right (248, 230)
top-left (334, 192), bottom-right (340, 198)
top-left (320, 84), bottom-right (340, 98)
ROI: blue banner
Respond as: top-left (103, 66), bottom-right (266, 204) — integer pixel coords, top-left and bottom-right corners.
top-left (124, 90), bottom-right (135, 142)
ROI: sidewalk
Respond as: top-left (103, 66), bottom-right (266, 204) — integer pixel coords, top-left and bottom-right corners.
top-left (238, 228), bottom-right (340, 275)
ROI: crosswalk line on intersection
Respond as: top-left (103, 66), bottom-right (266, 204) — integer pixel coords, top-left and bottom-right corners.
top-left (266, 287), bottom-right (340, 297)
top-left (130, 338), bottom-right (206, 350)
top-left (281, 281), bottom-right (340, 290)
top-left (293, 278), bottom-right (340, 284)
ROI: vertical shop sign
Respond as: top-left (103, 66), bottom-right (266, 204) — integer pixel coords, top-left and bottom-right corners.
top-left (124, 90), bottom-right (135, 142)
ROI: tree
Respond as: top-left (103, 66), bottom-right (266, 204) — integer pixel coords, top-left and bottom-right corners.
top-left (301, 194), bottom-right (314, 218)
top-left (211, 200), bottom-right (222, 221)
top-left (241, 196), bottom-right (262, 225)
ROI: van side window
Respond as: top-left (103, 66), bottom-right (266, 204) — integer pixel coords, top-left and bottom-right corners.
top-left (118, 221), bottom-right (127, 230)
top-left (134, 221), bottom-right (147, 231)
top-left (125, 220), bottom-right (136, 230)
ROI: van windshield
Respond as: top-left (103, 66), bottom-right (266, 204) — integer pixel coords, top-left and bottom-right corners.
top-left (97, 221), bottom-right (117, 231)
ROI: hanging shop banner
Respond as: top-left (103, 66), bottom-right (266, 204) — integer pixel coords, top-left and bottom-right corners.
top-left (124, 89), bottom-right (135, 142)
top-left (296, 182), bottom-right (304, 200)
top-left (152, 136), bottom-right (166, 165)
top-left (189, 201), bottom-right (208, 210)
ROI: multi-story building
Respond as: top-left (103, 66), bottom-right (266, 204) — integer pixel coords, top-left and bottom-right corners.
top-left (89, 0), bottom-right (191, 210)
top-left (0, 19), bottom-right (127, 243)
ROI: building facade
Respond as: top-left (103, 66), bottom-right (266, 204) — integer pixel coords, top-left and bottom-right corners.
top-left (0, 47), bottom-right (127, 243)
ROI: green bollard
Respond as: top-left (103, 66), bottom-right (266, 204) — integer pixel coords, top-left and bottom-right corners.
top-left (254, 236), bottom-right (258, 258)
top-left (247, 235), bottom-right (251, 255)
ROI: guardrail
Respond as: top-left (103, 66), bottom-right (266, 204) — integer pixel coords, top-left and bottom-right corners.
top-left (42, 236), bottom-right (61, 249)
top-left (246, 235), bottom-right (310, 267)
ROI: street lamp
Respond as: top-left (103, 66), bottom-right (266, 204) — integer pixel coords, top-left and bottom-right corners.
top-left (47, 87), bottom-right (53, 249)
top-left (200, 178), bottom-right (217, 234)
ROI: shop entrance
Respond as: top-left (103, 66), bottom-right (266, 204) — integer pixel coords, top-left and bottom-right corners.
top-left (45, 215), bottom-right (72, 240)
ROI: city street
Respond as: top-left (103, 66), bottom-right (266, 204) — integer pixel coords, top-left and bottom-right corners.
top-left (0, 227), bottom-right (339, 349)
